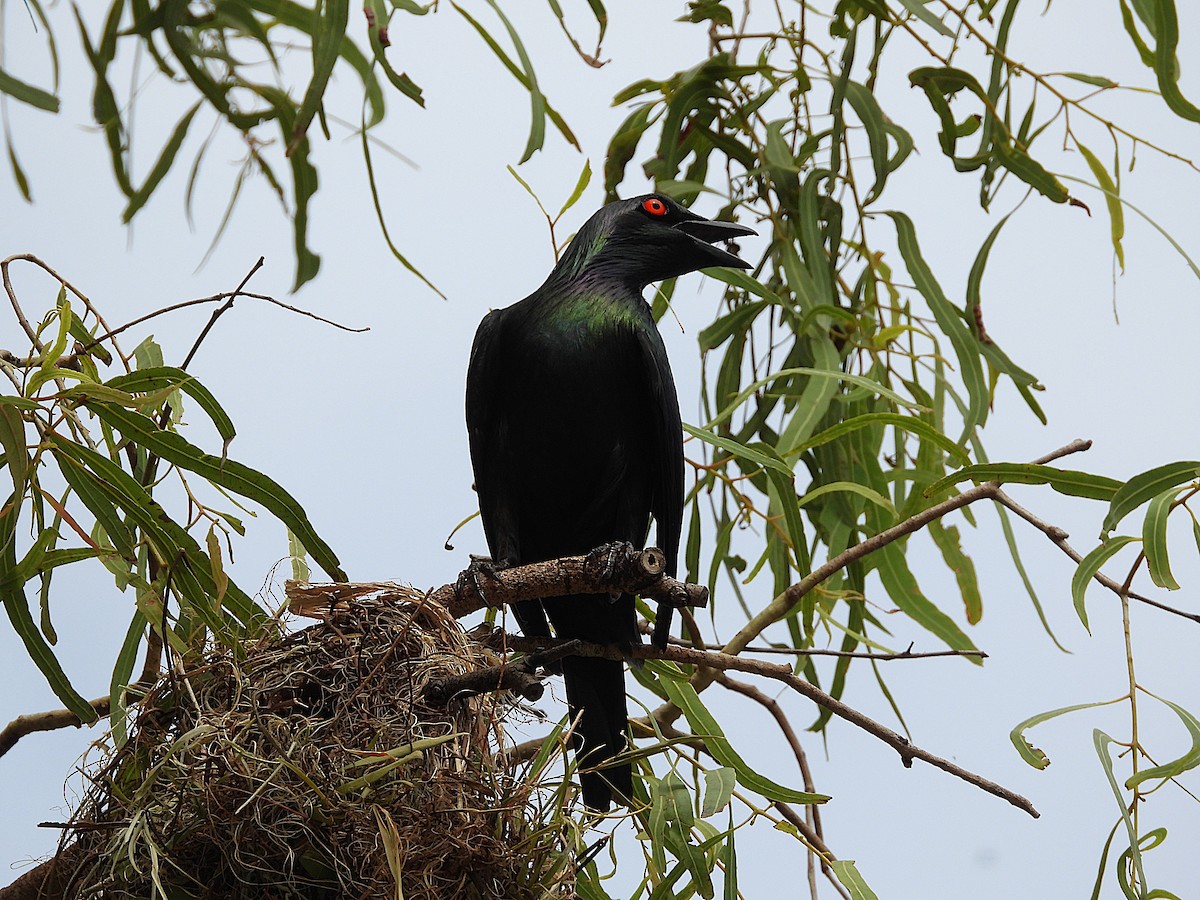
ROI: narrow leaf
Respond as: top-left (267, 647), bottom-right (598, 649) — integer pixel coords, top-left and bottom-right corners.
top-left (925, 463), bottom-right (1122, 502)
top-left (0, 64), bottom-right (60, 112)
top-left (1142, 487), bottom-right (1181, 590)
top-left (655, 664), bottom-right (829, 805)
top-left (1103, 461), bottom-right (1200, 534)
top-left (1071, 536), bottom-right (1140, 632)
top-left (83, 402), bottom-right (345, 581)
top-left (1126, 692), bottom-right (1200, 788)
top-left (1077, 142), bottom-right (1125, 270)
top-left (875, 544), bottom-right (981, 662)
top-left (1010, 697), bottom-right (1124, 769)
top-left (830, 860), bottom-right (880, 900)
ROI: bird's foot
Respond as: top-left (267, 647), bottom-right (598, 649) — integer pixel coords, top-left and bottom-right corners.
top-left (584, 541), bottom-right (633, 590)
top-left (457, 555), bottom-right (508, 608)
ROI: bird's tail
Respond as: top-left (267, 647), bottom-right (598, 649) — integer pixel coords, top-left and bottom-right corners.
top-left (561, 655), bottom-right (632, 811)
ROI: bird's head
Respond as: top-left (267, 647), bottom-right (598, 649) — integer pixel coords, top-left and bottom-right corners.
top-left (556, 194), bottom-right (757, 289)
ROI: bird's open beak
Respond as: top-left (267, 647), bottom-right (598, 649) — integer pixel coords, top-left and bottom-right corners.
top-left (674, 216), bottom-right (757, 269)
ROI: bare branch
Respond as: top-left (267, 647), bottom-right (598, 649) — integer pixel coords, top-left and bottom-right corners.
top-left (494, 636), bottom-right (1039, 817)
top-left (424, 661), bottom-right (544, 706)
top-left (715, 672), bottom-right (832, 881)
top-left (642, 625), bottom-right (987, 661)
top-left (0, 697), bottom-right (111, 760)
top-left (993, 489), bottom-right (1200, 624)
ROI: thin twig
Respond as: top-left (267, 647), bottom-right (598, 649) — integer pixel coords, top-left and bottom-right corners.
top-left (645, 625), bottom-right (987, 660)
top-left (496, 636), bottom-right (1040, 817)
top-left (715, 672), bottom-right (831, 880)
top-left (993, 490), bottom-right (1200, 624)
top-left (774, 804), bottom-right (851, 900)
top-left (180, 257), bottom-right (264, 370)
top-left (77, 276), bottom-right (367, 356)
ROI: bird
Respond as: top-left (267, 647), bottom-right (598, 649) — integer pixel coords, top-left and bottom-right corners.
top-left (465, 193), bottom-right (755, 811)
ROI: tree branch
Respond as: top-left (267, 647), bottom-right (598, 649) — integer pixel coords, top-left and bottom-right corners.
top-left (490, 636), bottom-right (1039, 817)
top-left (0, 697), bottom-right (111, 760)
top-left (993, 489), bottom-right (1200, 624)
top-left (643, 625), bottom-right (987, 661)
top-left (722, 439), bottom-right (1094, 659)
top-left (715, 673), bottom-right (832, 881)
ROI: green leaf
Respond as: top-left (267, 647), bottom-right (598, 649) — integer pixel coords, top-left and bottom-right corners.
top-left (929, 521), bottom-right (982, 624)
top-left (888, 212), bottom-right (988, 436)
top-left (0, 63), bottom-right (60, 112)
top-left (656, 771), bottom-right (695, 828)
top-left (701, 766), bottom-right (736, 817)
top-left (0, 404), bottom-right (29, 501)
top-left (684, 422), bottom-right (793, 475)
top-left (797, 481), bottom-right (896, 516)
top-left (604, 103), bottom-right (655, 199)
top-left (288, 0), bottom-right (350, 152)
top-left (1142, 487), bottom-right (1181, 590)
top-left (721, 827), bottom-right (738, 900)
top-left (6, 131), bottom-right (32, 202)
top-left (1094, 729), bottom-right (1148, 892)
top-left (1077, 142), bottom-right (1125, 271)
top-left (1010, 697), bottom-right (1124, 769)
top-left (697, 301), bottom-right (770, 351)
top-left (1062, 72), bottom-right (1118, 88)
top-left (0, 505), bottom-right (95, 723)
top-left (1102, 461), bottom-right (1200, 534)
top-left (1146, 0), bottom-right (1200, 122)
top-left (894, 0), bottom-right (952, 33)
top-left (105, 367), bottom-right (236, 450)
top-left (994, 139), bottom-right (1070, 203)
top-left (109, 608), bottom-right (147, 746)
top-left (875, 543), bottom-right (981, 662)
top-left (557, 158), bottom-right (592, 219)
top-left (654, 663), bottom-right (829, 805)
top-left (121, 101), bottom-right (202, 223)
top-left (1, 582), bottom-right (98, 723)
top-left (844, 81), bottom-right (892, 201)
top-left (365, 4), bottom-right (426, 106)
top-left (965, 215), bottom-right (1040, 386)
top-left (83, 402), bottom-right (345, 581)
top-left (830, 860), bottom-right (880, 900)
top-left (1071, 536), bottom-right (1140, 632)
top-left (706, 365), bottom-right (923, 431)
top-left (792, 412), bottom-right (970, 467)
top-left (925, 463), bottom-right (1123, 502)
top-left (54, 454), bottom-right (136, 560)
top-left (481, 1), bottom-right (542, 162)
top-left (699, 266), bottom-right (787, 306)
top-left (763, 119), bottom-right (799, 172)
top-left (1126, 692), bottom-right (1200, 788)
top-left (51, 436), bottom-right (264, 631)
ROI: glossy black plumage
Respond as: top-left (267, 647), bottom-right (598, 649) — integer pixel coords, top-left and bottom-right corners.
top-left (466, 194), bottom-right (754, 810)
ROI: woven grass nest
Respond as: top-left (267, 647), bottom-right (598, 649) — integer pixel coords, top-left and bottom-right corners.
top-left (56, 589), bottom-right (576, 899)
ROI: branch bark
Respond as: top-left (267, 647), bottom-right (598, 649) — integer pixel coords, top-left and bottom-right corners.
top-left (288, 543), bottom-right (709, 621)
top-left (0, 698), bottom-right (111, 760)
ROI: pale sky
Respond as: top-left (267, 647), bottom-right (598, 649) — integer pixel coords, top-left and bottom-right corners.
top-left (2, 3), bottom-right (1199, 897)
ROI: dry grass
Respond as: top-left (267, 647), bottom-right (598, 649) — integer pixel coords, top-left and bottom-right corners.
top-left (55, 590), bottom-right (577, 899)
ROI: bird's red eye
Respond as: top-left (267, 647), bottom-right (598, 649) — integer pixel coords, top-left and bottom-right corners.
top-left (642, 197), bottom-right (668, 216)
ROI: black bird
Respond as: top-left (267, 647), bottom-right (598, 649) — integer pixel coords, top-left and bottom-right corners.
top-left (465, 194), bottom-right (755, 811)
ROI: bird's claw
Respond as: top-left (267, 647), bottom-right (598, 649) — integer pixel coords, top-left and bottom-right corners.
top-left (457, 555), bottom-right (508, 608)
top-left (585, 541), bottom-right (630, 584)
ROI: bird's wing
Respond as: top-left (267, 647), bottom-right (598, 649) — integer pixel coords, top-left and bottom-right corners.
top-left (635, 323), bottom-right (684, 578)
top-left (465, 307), bottom-right (551, 638)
